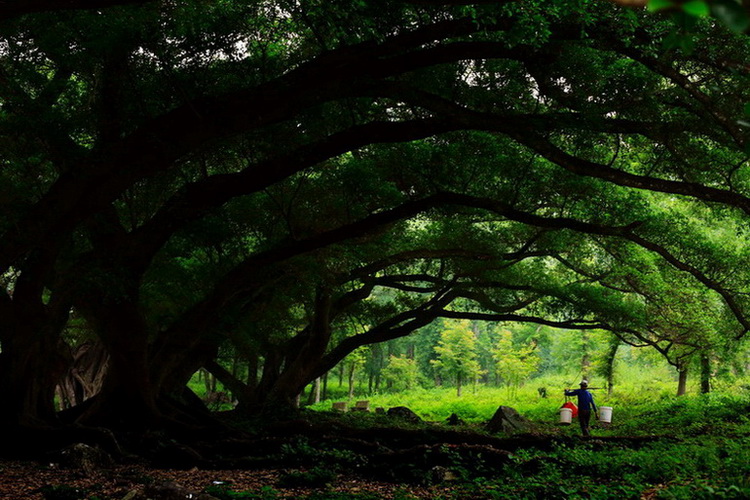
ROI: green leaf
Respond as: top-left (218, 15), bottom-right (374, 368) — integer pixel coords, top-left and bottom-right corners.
top-left (743, 102), bottom-right (750, 117)
top-left (671, 11), bottom-right (698, 30)
top-left (682, 0), bottom-right (710, 17)
top-left (662, 30), bottom-right (695, 53)
top-left (648, 0), bottom-right (674, 12)
top-left (711, 0), bottom-right (750, 33)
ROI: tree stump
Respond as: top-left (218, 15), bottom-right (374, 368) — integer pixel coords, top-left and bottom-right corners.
top-left (446, 413), bottom-right (465, 426)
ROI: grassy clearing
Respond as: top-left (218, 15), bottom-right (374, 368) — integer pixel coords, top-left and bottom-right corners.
top-left (302, 370), bottom-right (750, 498)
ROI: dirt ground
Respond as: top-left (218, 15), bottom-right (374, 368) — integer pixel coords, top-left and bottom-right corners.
top-left (0, 459), bottom-right (451, 499)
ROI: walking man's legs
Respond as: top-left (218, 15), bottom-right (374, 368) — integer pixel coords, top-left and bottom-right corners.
top-left (579, 409), bottom-right (591, 436)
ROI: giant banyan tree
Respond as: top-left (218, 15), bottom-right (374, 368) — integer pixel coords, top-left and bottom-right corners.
top-left (0, 0), bottom-right (749, 449)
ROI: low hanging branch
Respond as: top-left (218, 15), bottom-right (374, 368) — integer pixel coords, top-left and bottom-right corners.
top-left (437, 310), bottom-right (611, 330)
top-left (512, 131), bottom-right (750, 216)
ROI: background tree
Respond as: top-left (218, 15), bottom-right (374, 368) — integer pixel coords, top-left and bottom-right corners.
top-left (382, 355), bottom-right (422, 393)
top-left (492, 328), bottom-right (541, 397)
top-left (431, 320), bottom-right (484, 396)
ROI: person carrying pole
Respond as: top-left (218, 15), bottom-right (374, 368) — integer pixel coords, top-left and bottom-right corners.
top-left (564, 380), bottom-right (598, 437)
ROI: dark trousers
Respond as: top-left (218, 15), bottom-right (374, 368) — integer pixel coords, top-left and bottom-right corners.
top-left (578, 409), bottom-right (592, 436)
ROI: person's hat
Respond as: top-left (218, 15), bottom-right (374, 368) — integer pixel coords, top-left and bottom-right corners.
top-left (579, 380), bottom-right (588, 387)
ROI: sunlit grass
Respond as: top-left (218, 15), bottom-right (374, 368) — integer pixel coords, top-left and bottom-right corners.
top-left (309, 366), bottom-right (673, 420)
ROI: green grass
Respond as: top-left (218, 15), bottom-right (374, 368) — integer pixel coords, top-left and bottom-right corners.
top-left (309, 370), bottom-right (669, 424)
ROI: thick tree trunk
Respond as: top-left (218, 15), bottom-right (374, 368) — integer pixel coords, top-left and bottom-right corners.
top-left (56, 342), bottom-right (109, 408)
top-left (0, 331), bottom-right (69, 427)
top-left (677, 365), bottom-right (688, 396)
top-left (0, 275), bottom-right (71, 428)
top-left (258, 291), bottom-right (333, 416)
top-left (78, 299), bottom-right (160, 428)
top-left (148, 319), bottom-right (222, 401)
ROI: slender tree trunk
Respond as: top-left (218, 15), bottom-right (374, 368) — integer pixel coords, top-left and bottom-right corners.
top-left (603, 339), bottom-right (619, 396)
top-left (677, 365), bottom-right (688, 396)
top-left (203, 369), bottom-right (212, 394)
top-left (247, 351), bottom-right (258, 391)
top-left (371, 344), bottom-right (382, 393)
top-left (305, 382), bottom-right (314, 406)
top-left (313, 377), bottom-right (321, 403)
top-left (348, 365), bottom-right (355, 399)
top-left (322, 372), bottom-right (328, 400)
top-left (305, 378), bottom-right (321, 405)
top-left (456, 374), bottom-right (462, 397)
top-left (700, 354), bottom-right (711, 394)
top-left (581, 330), bottom-right (591, 380)
top-left (231, 352), bottom-right (240, 378)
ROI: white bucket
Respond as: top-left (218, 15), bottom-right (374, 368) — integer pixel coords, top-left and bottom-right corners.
top-left (599, 406), bottom-right (613, 423)
top-left (559, 407), bottom-right (573, 425)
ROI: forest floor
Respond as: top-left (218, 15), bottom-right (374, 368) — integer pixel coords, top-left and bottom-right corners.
top-left (6, 396), bottom-right (750, 500)
top-left (0, 459), bottom-right (449, 499)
